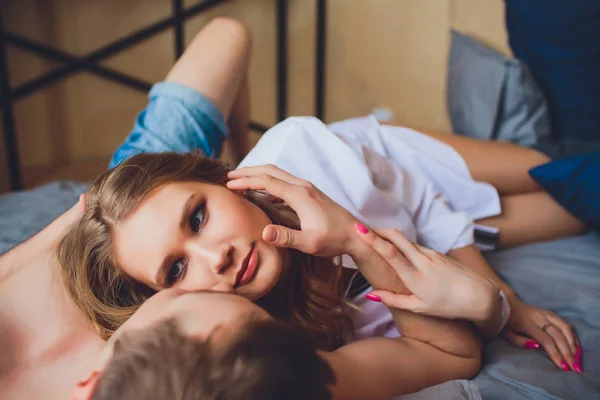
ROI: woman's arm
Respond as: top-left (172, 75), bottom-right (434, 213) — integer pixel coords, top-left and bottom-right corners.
top-left (321, 335), bottom-right (479, 400)
top-left (347, 228), bottom-right (482, 356)
top-left (357, 229), bottom-right (507, 338)
top-left (319, 229), bottom-right (482, 399)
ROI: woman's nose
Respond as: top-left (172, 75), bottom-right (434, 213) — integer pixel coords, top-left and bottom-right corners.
top-left (186, 242), bottom-right (233, 274)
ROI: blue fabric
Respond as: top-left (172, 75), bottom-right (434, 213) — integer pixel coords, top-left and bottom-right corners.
top-left (506, 0), bottom-right (600, 142)
top-left (529, 153), bottom-right (600, 231)
top-left (109, 82), bottom-right (228, 169)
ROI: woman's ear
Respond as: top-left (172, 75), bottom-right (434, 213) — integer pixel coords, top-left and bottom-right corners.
top-left (71, 370), bottom-right (101, 400)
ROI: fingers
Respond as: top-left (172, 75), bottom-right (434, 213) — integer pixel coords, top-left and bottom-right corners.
top-left (229, 165), bottom-right (307, 186)
top-left (372, 228), bottom-right (431, 268)
top-left (262, 225), bottom-right (309, 252)
top-left (503, 329), bottom-right (537, 348)
top-left (543, 324), bottom-right (580, 372)
top-left (227, 174), bottom-right (306, 204)
top-left (502, 328), bottom-right (542, 350)
top-left (523, 326), bottom-right (572, 371)
top-left (546, 313), bottom-right (578, 355)
top-left (355, 225), bottom-right (415, 283)
top-left (366, 290), bottom-right (427, 313)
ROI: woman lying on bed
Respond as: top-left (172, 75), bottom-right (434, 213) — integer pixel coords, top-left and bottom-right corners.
top-left (56, 16), bottom-right (582, 371)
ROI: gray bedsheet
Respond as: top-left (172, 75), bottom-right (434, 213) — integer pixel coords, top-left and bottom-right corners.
top-left (478, 233), bottom-right (600, 399)
top-left (1, 182), bottom-right (598, 399)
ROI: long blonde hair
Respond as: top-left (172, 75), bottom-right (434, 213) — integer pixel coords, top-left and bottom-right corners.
top-left (56, 152), bottom-right (352, 350)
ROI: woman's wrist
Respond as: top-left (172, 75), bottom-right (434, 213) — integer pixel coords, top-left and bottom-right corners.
top-left (345, 225), bottom-right (373, 260)
top-left (473, 285), bottom-right (511, 338)
top-left (470, 280), bottom-right (501, 323)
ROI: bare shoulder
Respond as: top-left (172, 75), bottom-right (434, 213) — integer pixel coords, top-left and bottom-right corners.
top-left (0, 252), bottom-right (101, 400)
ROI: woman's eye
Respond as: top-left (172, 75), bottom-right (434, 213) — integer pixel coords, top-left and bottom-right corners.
top-left (190, 203), bottom-right (206, 233)
top-left (167, 259), bottom-right (186, 286)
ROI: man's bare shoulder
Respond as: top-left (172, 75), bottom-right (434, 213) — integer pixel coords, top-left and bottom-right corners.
top-left (0, 199), bottom-right (82, 285)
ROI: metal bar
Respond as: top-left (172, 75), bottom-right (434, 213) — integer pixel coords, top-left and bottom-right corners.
top-left (315, 0), bottom-right (326, 120)
top-left (249, 121), bottom-right (270, 133)
top-left (276, 0), bottom-right (288, 122)
top-left (3, 33), bottom-right (152, 95)
top-left (0, 14), bottom-right (22, 190)
top-left (173, 0), bottom-right (185, 59)
top-left (10, 0), bottom-right (228, 100)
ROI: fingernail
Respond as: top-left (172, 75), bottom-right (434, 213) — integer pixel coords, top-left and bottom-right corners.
top-left (524, 340), bottom-right (540, 349)
top-left (560, 361), bottom-right (569, 371)
top-left (265, 229), bottom-right (278, 242)
top-left (574, 353), bottom-right (581, 363)
top-left (77, 371), bottom-right (99, 387)
top-left (355, 223), bottom-right (369, 234)
top-left (577, 345), bottom-right (583, 357)
top-left (365, 293), bottom-right (381, 302)
top-left (573, 363), bottom-right (583, 373)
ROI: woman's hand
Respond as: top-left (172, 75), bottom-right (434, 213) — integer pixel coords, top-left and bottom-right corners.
top-left (227, 165), bottom-right (359, 257)
top-left (356, 227), bottom-right (584, 373)
top-left (355, 226), bottom-right (502, 324)
top-left (503, 301), bottom-right (583, 372)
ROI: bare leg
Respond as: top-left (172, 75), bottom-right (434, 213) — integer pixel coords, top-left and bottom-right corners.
top-left (477, 192), bottom-right (586, 248)
top-left (165, 17), bottom-right (252, 160)
top-left (227, 74), bottom-right (251, 164)
top-left (390, 125), bottom-right (585, 246)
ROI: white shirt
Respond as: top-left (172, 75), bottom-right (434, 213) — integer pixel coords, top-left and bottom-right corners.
top-left (239, 116), bottom-right (502, 340)
top-left (240, 116), bottom-right (500, 256)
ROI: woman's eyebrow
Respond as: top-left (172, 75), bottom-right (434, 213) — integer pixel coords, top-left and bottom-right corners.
top-left (180, 194), bottom-right (197, 229)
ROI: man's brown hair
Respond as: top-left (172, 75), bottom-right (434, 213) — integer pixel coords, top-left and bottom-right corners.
top-left (91, 318), bottom-right (335, 400)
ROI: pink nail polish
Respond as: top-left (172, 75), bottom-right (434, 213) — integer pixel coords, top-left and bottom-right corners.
top-left (355, 223), bottom-right (369, 234)
top-left (573, 363), bottom-right (583, 373)
top-left (365, 293), bottom-right (381, 302)
top-left (524, 340), bottom-right (540, 349)
top-left (577, 345), bottom-right (583, 357)
top-left (574, 353), bottom-right (581, 363)
top-left (560, 361), bottom-right (569, 371)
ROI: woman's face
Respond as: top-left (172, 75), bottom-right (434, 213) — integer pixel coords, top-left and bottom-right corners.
top-left (113, 181), bottom-right (289, 301)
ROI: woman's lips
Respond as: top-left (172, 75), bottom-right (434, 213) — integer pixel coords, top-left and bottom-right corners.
top-left (235, 244), bottom-right (259, 288)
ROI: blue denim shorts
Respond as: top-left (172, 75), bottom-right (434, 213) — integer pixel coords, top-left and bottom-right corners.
top-left (109, 82), bottom-right (228, 169)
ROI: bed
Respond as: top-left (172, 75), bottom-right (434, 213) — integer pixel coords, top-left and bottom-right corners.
top-left (1, 181), bottom-right (598, 399)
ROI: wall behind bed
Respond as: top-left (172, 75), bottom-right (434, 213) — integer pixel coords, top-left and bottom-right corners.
top-left (0, 0), bottom-right (510, 193)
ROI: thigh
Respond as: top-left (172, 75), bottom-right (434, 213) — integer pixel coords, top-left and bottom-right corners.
top-left (165, 17), bottom-right (251, 120)
top-left (476, 191), bottom-right (586, 248)
top-left (400, 126), bottom-right (551, 195)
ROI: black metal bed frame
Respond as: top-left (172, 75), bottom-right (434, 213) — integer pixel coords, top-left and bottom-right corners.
top-left (0, 0), bottom-right (327, 191)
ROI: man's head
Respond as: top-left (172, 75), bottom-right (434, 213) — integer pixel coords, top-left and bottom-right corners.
top-left (72, 290), bottom-right (335, 400)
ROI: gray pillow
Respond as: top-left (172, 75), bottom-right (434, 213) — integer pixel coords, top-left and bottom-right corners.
top-left (0, 181), bottom-right (87, 254)
top-left (447, 30), bottom-right (551, 147)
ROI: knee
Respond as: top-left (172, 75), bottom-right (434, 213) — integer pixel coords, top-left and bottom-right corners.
top-left (523, 146), bottom-right (551, 168)
top-left (206, 17), bottom-right (252, 49)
